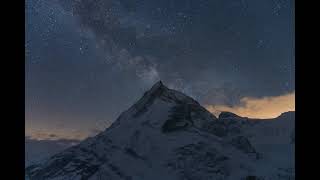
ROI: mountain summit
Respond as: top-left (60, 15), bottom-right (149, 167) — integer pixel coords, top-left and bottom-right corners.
top-left (26, 82), bottom-right (295, 180)
top-left (107, 81), bottom-right (216, 134)
top-left (132, 80), bottom-right (201, 107)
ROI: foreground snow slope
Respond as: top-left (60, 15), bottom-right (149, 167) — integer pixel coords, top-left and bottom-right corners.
top-left (26, 81), bottom-right (294, 180)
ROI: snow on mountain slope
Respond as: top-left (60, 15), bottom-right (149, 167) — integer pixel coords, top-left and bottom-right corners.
top-left (26, 81), bottom-right (295, 180)
top-left (25, 138), bottom-right (80, 167)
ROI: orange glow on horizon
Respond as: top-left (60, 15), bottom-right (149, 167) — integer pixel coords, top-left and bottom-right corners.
top-left (205, 92), bottom-right (295, 119)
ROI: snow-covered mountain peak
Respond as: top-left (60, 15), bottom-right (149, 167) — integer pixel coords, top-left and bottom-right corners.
top-left (138, 80), bottom-right (200, 105)
top-left (148, 80), bottom-right (164, 92)
top-left (107, 81), bottom-right (215, 130)
top-left (25, 83), bottom-right (295, 180)
top-left (106, 81), bottom-right (217, 137)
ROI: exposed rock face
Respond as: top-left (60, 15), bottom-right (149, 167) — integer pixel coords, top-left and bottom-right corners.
top-left (230, 136), bottom-right (256, 154)
top-left (26, 81), bottom-right (295, 180)
top-left (167, 142), bottom-right (230, 180)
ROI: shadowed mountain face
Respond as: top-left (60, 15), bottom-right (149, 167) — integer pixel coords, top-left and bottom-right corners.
top-left (26, 82), bottom-right (295, 180)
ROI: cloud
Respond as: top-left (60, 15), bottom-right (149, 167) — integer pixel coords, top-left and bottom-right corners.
top-left (205, 92), bottom-right (295, 119)
top-left (26, 130), bottom-right (89, 141)
top-left (200, 83), bottom-right (244, 106)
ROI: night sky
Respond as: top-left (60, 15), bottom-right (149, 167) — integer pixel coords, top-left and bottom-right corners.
top-left (25, 0), bottom-right (295, 140)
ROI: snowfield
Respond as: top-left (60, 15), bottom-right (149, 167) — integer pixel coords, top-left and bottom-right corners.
top-left (26, 81), bottom-right (295, 180)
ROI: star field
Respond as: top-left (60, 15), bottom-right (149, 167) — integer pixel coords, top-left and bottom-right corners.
top-left (26, 0), bottom-right (295, 140)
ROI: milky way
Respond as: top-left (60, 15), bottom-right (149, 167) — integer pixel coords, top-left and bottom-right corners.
top-left (26, 0), bottom-right (294, 140)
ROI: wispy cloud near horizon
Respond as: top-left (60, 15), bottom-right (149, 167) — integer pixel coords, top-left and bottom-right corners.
top-left (205, 92), bottom-right (295, 119)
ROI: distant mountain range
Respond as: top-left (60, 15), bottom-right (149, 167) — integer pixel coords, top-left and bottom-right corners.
top-left (25, 137), bottom-right (80, 167)
top-left (26, 81), bottom-right (295, 180)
